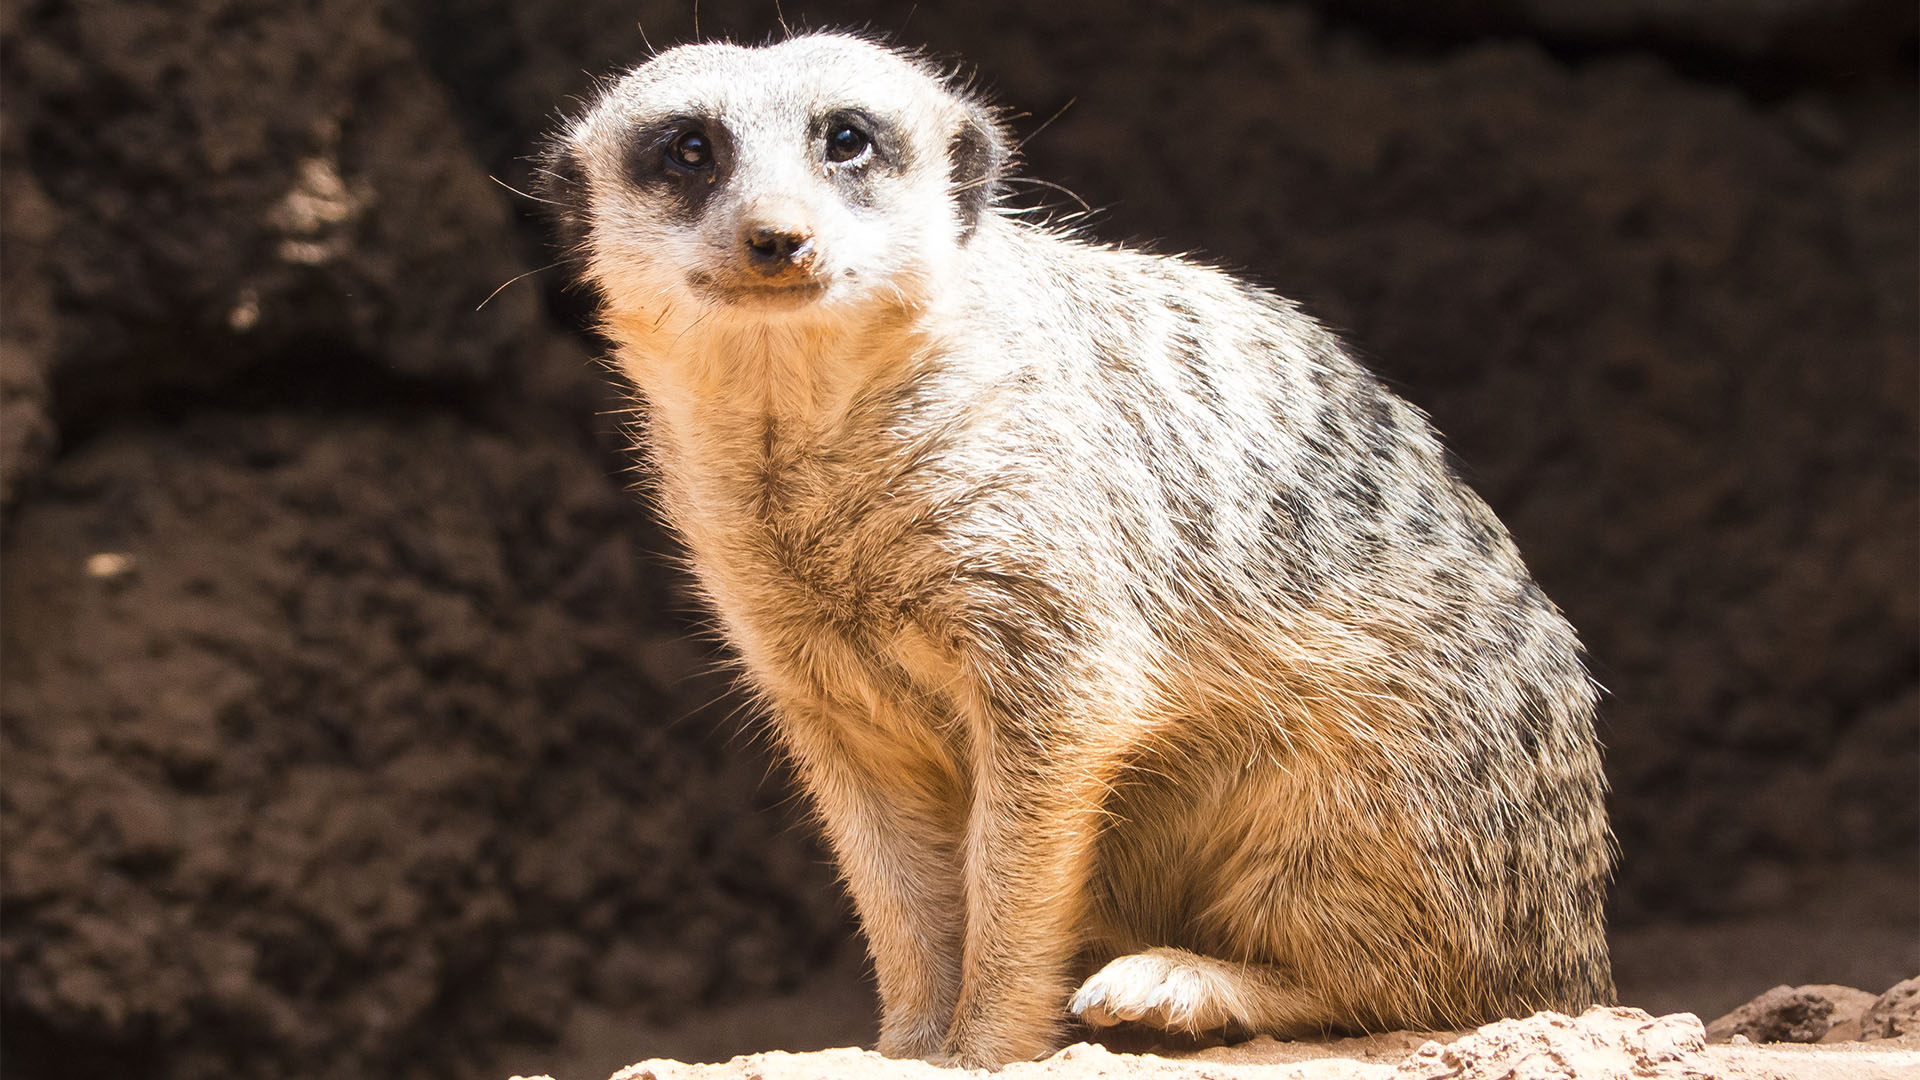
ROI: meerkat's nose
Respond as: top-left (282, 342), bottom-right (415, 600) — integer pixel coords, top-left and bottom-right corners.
top-left (742, 223), bottom-right (815, 271)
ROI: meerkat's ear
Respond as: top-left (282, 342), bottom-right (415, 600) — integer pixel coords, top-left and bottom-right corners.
top-left (948, 104), bottom-right (1008, 239)
top-left (535, 137), bottom-right (592, 261)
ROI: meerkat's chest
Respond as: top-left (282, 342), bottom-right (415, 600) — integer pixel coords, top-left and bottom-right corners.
top-left (664, 416), bottom-right (984, 715)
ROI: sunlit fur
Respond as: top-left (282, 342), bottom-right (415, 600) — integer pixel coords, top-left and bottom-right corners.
top-left (544, 32), bottom-right (1614, 1070)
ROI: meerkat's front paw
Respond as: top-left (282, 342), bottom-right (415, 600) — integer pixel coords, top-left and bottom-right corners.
top-left (1069, 947), bottom-right (1245, 1034)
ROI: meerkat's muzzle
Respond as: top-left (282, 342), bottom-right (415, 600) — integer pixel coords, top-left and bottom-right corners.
top-left (692, 212), bottom-right (827, 306)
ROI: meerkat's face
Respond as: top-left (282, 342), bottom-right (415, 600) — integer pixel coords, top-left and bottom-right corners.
top-left (545, 35), bottom-right (1006, 340)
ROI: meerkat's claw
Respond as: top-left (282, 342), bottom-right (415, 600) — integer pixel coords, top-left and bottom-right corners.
top-left (1070, 948), bottom-right (1243, 1034)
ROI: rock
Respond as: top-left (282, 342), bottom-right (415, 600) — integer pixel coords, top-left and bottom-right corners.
top-left (1313, 0), bottom-right (1918, 70)
top-left (1395, 1008), bottom-right (1708, 1079)
top-left (2, 0), bottom-right (598, 430)
top-left (1862, 977), bottom-right (1920, 1041)
top-left (0, 81), bottom-right (59, 512)
top-left (0, 412), bottom-right (847, 1080)
top-left (1707, 984), bottom-right (1879, 1043)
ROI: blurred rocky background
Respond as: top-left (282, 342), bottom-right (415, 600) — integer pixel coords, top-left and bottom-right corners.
top-left (1, 2), bottom-right (1913, 1079)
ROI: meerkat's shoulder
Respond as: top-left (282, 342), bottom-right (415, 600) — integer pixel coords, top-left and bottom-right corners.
top-left (963, 217), bottom-right (1322, 336)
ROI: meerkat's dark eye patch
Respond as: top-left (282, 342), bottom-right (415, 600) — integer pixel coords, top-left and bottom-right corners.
top-left (623, 117), bottom-right (726, 224)
top-left (623, 117), bottom-right (726, 186)
top-left (816, 109), bottom-right (905, 211)
top-left (817, 109), bottom-right (901, 171)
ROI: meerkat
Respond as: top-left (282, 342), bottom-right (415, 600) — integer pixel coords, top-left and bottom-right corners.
top-left (540, 32), bottom-right (1614, 1069)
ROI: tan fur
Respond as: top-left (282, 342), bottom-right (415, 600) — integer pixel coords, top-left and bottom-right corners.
top-left (542, 33), bottom-right (1614, 1068)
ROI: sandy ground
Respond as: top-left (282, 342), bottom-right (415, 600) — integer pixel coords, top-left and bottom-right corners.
top-left (507, 1005), bottom-right (1920, 1080)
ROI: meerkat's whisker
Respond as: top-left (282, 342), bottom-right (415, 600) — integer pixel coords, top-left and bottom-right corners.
top-left (1012, 96), bottom-right (1077, 156)
top-left (475, 262), bottom-right (562, 310)
top-left (488, 173), bottom-right (560, 205)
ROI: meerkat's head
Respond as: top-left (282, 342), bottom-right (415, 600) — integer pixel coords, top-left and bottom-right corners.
top-left (542, 34), bottom-right (1008, 350)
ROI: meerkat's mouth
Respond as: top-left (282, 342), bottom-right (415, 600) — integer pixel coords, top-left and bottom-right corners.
top-left (688, 272), bottom-right (829, 308)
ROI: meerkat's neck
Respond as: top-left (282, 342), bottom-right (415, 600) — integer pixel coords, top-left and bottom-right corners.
top-left (615, 304), bottom-right (934, 427)
top-left (603, 294), bottom-right (961, 627)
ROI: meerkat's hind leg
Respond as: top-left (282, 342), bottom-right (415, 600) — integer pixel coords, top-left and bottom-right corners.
top-left (1069, 947), bottom-right (1333, 1039)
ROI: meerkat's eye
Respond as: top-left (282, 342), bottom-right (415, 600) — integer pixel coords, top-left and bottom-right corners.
top-left (667, 130), bottom-right (713, 171)
top-left (825, 123), bottom-right (872, 164)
